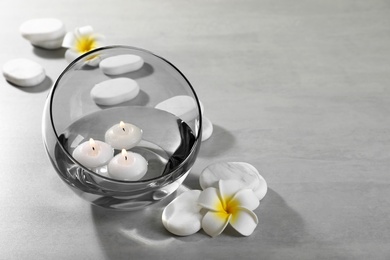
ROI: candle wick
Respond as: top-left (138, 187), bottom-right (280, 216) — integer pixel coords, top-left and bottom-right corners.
top-left (125, 155), bottom-right (128, 161)
top-left (92, 146), bottom-right (95, 151)
top-left (122, 127), bottom-right (126, 132)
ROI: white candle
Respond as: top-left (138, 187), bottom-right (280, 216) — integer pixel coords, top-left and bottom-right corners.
top-left (105, 121), bottom-right (143, 150)
top-left (72, 138), bottom-right (113, 168)
top-left (108, 149), bottom-right (148, 181)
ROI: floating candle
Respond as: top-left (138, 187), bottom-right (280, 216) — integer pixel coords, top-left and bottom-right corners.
top-left (72, 138), bottom-right (113, 169)
top-left (108, 149), bottom-right (148, 181)
top-left (104, 121), bottom-right (143, 150)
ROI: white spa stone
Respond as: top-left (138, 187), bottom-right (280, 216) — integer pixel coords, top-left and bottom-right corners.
top-left (201, 116), bottom-right (213, 142)
top-left (162, 190), bottom-right (203, 236)
top-left (155, 95), bottom-right (204, 122)
top-left (20, 18), bottom-right (65, 42)
top-left (199, 162), bottom-right (267, 200)
top-left (2, 58), bottom-right (45, 87)
top-left (91, 77), bottom-right (140, 106)
top-left (99, 54), bottom-right (144, 75)
top-left (30, 37), bottom-right (64, 50)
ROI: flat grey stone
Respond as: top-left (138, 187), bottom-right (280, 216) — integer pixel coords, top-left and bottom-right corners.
top-left (200, 162), bottom-right (267, 200)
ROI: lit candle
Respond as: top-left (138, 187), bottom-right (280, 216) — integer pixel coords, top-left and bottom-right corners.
top-left (72, 138), bottom-right (113, 168)
top-left (108, 149), bottom-right (148, 181)
top-left (105, 121), bottom-right (142, 150)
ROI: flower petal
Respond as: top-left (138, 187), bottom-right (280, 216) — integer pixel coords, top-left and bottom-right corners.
top-left (230, 207), bottom-right (258, 236)
top-left (229, 188), bottom-right (259, 211)
top-left (218, 179), bottom-right (246, 207)
top-left (65, 49), bottom-right (102, 67)
top-left (162, 190), bottom-right (202, 236)
top-left (64, 49), bottom-right (79, 63)
top-left (62, 32), bottom-right (76, 48)
top-left (84, 55), bottom-right (101, 67)
top-left (198, 187), bottom-right (223, 212)
top-left (75, 25), bottom-right (94, 37)
top-left (91, 33), bottom-right (105, 43)
top-left (202, 210), bottom-right (231, 237)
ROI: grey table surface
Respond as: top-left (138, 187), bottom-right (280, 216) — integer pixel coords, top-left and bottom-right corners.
top-left (1, 0), bottom-right (390, 259)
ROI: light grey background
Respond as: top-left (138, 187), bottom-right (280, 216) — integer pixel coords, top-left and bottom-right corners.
top-left (1, 0), bottom-right (389, 259)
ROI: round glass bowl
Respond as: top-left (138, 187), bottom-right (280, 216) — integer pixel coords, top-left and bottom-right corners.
top-left (42, 45), bottom-right (202, 210)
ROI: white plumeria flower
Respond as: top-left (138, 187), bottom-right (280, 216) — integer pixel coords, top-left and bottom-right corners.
top-left (162, 179), bottom-right (260, 237)
top-left (198, 179), bottom-right (259, 237)
top-left (62, 26), bottom-right (104, 66)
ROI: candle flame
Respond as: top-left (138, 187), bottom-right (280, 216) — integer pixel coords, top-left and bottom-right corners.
top-left (89, 138), bottom-right (96, 151)
top-left (88, 138), bottom-right (99, 156)
top-left (120, 121), bottom-right (126, 132)
top-left (121, 149), bottom-right (128, 161)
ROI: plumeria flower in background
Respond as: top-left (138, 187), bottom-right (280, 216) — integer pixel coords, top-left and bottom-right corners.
top-left (62, 25), bottom-right (105, 66)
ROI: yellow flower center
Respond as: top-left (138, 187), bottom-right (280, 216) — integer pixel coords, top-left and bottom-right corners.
top-left (215, 196), bottom-right (239, 221)
top-left (75, 36), bottom-right (97, 54)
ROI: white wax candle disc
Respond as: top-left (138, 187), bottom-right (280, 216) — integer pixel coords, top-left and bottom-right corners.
top-left (155, 95), bottom-right (203, 122)
top-left (199, 162), bottom-right (267, 200)
top-left (105, 122), bottom-right (143, 150)
top-left (99, 54), bottom-right (144, 75)
top-left (91, 78), bottom-right (140, 106)
top-left (2, 58), bottom-right (45, 87)
top-left (20, 18), bottom-right (66, 42)
top-left (72, 140), bottom-right (113, 169)
top-left (108, 152), bottom-right (148, 181)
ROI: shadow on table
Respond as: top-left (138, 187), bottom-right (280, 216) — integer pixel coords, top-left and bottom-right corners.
top-left (91, 187), bottom-right (310, 258)
top-left (197, 188), bottom-right (308, 242)
top-left (32, 46), bottom-right (67, 59)
top-left (254, 188), bottom-right (308, 244)
top-left (90, 190), bottom-right (204, 258)
top-left (7, 76), bottom-right (52, 93)
top-left (197, 124), bottom-right (236, 158)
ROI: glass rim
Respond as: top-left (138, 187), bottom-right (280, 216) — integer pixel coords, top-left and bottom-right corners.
top-left (48, 44), bottom-right (203, 184)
